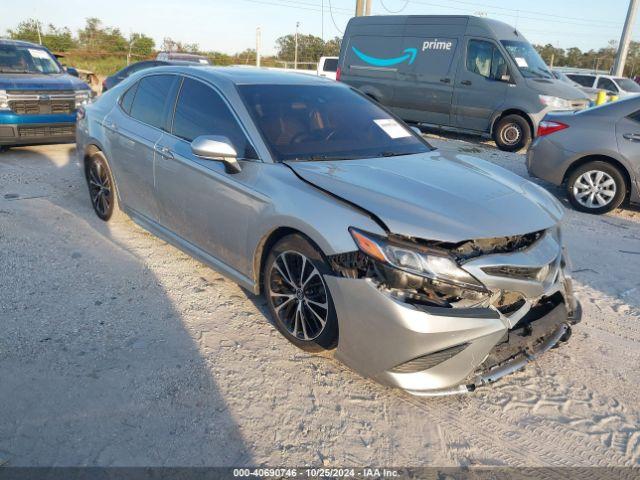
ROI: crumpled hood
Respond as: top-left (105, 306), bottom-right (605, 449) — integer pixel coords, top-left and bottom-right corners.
top-left (286, 150), bottom-right (564, 243)
top-left (0, 73), bottom-right (89, 91)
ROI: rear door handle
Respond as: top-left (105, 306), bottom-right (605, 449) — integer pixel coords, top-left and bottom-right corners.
top-left (460, 80), bottom-right (472, 86)
top-left (439, 78), bottom-right (451, 84)
top-left (155, 145), bottom-right (174, 159)
top-left (623, 133), bottom-right (640, 142)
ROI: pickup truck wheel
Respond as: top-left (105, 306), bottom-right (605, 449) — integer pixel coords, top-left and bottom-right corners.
top-left (493, 114), bottom-right (531, 152)
top-left (566, 161), bottom-right (626, 214)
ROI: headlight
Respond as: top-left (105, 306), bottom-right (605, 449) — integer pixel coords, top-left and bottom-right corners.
top-left (74, 89), bottom-right (91, 108)
top-left (349, 228), bottom-right (486, 292)
top-left (538, 95), bottom-right (573, 110)
top-left (0, 90), bottom-right (9, 110)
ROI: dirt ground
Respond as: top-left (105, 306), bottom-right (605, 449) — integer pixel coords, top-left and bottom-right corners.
top-left (1, 135), bottom-right (639, 467)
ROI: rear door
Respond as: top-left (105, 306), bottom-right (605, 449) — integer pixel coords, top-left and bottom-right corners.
top-left (105, 74), bottom-right (179, 221)
top-left (615, 109), bottom-right (640, 185)
top-left (453, 38), bottom-right (509, 132)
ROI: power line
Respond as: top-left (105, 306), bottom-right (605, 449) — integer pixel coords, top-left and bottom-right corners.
top-left (328, 0), bottom-right (346, 33)
top-left (240, 0), bottom-right (351, 14)
top-left (380, 0), bottom-right (410, 14)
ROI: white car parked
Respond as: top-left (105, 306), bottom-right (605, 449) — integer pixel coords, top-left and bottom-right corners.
top-left (566, 73), bottom-right (640, 98)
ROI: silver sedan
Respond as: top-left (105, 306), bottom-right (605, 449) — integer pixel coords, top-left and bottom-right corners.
top-left (528, 96), bottom-right (640, 214)
top-left (76, 66), bottom-right (580, 396)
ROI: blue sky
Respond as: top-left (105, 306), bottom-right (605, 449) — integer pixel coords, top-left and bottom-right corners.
top-left (3, 0), bottom-right (638, 55)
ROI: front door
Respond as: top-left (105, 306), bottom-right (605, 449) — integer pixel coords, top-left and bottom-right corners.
top-left (453, 38), bottom-right (510, 133)
top-left (154, 76), bottom-right (264, 275)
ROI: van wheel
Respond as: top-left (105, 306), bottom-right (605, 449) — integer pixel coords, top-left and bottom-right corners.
top-left (566, 161), bottom-right (626, 214)
top-left (493, 114), bottom-right (531, 152)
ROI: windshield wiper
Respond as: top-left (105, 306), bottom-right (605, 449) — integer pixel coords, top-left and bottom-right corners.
top-left (295, 154), bottom-right (363, 161)
top-left (378, 151), bottom-right (415, 157)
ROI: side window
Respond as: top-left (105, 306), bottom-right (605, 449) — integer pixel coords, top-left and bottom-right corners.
top-left (491, 47), bottom-right (508, 80)
top-left (569, 75), bottom-right (595, 87)
top-left (119, 81), bottom-right (138, 115)
top-left (129, 74), bottom-right (176, 129)
top-left (172, 77), bottom-right (257, 159)
top-left (467, 40), bottom-right (492, 77)
top-left (597, 77), bottom-right (618, 93)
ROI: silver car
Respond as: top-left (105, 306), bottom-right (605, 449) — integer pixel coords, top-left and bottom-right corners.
top-left (528, 96), bottom-right (640, 214)
top-left (76, 66), bottom-right (580, 396)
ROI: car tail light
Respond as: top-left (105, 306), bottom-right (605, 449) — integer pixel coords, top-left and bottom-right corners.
top-left (336, 66), bottom-right (341, 82)
top-left (537, 120), bottom-right (569, 137)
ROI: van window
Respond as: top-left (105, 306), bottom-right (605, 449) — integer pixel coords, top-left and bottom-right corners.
top-left (129, 74), bottom-right (176, 129)
top-left (172, 77), bottom-right (257, 159)
top-left (597, 77), bottom-right (618, 93)
top-left (614, 77), bottom-right (640, 92)
top-left (466, 40), bottom-right (506, 80)
top-left (566, 74), bottom-right (595, 88)
top-left (500, 40), bottom-right (552, 79)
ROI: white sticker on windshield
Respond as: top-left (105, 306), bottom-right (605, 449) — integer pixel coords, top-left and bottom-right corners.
top-left (515, 57), bottom-right (528, 68)
top-left (28, 48), bottom-right (50, 59)
top-left (374, 119), bottom-right (411, 139)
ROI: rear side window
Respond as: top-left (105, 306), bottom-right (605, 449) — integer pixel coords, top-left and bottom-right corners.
top-left (172, 77), bottom-right (257, 158)
top-left (119, 82), bottom-right (138, 114)
top-left (129, 74), bottom-right (176, 129)
top-left (323, 58), bottom-right (338, 72)
top-left (568, 74), bottom-right (595, 87)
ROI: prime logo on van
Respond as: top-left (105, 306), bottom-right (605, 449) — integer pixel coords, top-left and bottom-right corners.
top-left (422, 39), bottom-right (453, 51)
top-left (351, 46), bottom-right (418, 67)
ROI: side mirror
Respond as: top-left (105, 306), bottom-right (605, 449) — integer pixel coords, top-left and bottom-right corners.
top-left (65, 66), bottom-right (79, 77)
top-left (191, 135), bottom-right (242, 174)
top-left (410, 125), bottom-right (422, 135)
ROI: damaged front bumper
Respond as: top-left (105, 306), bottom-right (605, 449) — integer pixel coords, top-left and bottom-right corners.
top-left (325, 231), bottom-right (580, 396)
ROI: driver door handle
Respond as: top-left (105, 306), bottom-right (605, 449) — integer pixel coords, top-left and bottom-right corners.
top-left (155, 145), bottom-right (174, 159)
top-left (460, 80), bottom-right (472, 86)
top-left (623, 133), bottom-right (640, 142)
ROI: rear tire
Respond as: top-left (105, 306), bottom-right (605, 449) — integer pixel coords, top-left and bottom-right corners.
top-left (493, 114), bottom-right (531, 152)
top-left (262, 234), bottom-right (338, 352)
top-left (85, 151), bottom-right (119, 221)
top-left (566, 161), bottom-right (626, 214)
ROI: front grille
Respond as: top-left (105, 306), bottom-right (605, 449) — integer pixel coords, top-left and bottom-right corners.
top-left (390, 343), bottom-right (469, 373)
top-left (7, 90), bottom-right (76, 116)
top-left (18, 125), bottom-right (75, 138)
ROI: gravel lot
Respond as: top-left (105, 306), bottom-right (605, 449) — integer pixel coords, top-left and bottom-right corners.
top-left (1, 134), bottom-right (639, 467)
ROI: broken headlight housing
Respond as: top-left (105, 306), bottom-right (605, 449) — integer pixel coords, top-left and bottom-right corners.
top-left (0, 90), bottom-right (9, 111)
top-left (349, 228), bottom-right (490, 308)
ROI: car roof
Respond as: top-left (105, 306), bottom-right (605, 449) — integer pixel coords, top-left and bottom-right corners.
top-left (0, 38), bottom-right (48, 49)
top-left (140, 65), bottom-right (338, 86)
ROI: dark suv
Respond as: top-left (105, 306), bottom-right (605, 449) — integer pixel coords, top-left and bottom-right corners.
top-left (0, 38), bottom-right (91, 149)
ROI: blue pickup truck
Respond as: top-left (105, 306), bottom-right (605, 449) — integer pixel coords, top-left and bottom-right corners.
top-left (0, 39), bottom-right (92, 149)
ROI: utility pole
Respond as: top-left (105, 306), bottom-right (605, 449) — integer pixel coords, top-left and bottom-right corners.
top-left (321, 0), bottom-right (324, 42)
top-left (256, 27), bottom-right (261, 67)
top-left (613, 0), bottom-right (639, 77)
top-left (294, 21), bottom-right (300, 70)
top-left (355, 0), bottom-right (365, 16)
top-left (365, 0), bottom-right (371, 16)
top-left (36, 20), bottom-right (42, 45)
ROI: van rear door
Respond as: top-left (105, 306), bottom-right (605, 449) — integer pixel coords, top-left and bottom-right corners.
top-left (453, 37), bottom-right (509, 133)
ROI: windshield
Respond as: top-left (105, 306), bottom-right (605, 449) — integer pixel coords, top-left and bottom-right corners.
top-left (614, 77), bottom-right (640, 92)
top-left (0, 44), bottom-right (61, 74)
top-left (238, 84), bottom-right (430, 162)
top-left (501, 40), bottom-right (552, 79)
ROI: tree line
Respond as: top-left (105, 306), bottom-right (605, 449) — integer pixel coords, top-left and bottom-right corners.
top-left (9, 17), bottom-right (636, 77)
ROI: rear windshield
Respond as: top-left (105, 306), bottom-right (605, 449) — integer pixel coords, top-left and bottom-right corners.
top-left (0, 44), bottom-right (61, 74)
top-left (614, 77), bottom-right (640, 92)
top-left (322, 58), bottom-right (338, 72)
top-left (238, 84), bottom-right (430, 162)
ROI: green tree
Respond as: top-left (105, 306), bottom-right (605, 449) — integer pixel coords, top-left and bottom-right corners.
top-left (7, 19), bottom-right (76, 52)
top-left (276, 33), bottom-right (325, 63)
top-left (77, 17), bottom-right (127, 52)
top-left (128, 33), bottom-right (155, 57)
top-left (323, 36), bottom-right (342, 56)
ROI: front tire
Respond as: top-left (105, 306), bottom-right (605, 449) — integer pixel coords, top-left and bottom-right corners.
top-left (262, 234), bottom-right (338, 352)
top-left (86, 151), bottom-right (117, 221)
top-left (493, 114), bottom-right (531, 152)
top-left (566, 161), bottom-right (626, 214)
